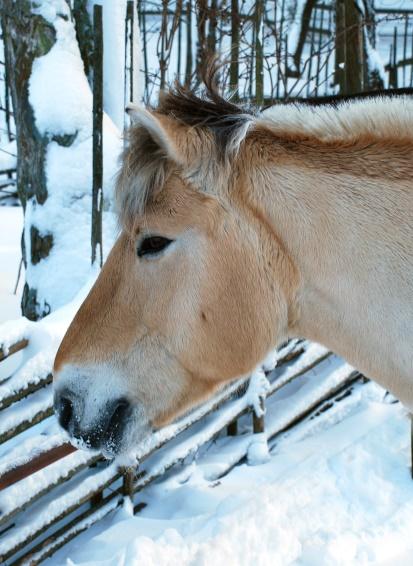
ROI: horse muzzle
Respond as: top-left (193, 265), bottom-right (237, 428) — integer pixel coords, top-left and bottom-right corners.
top-left (53, 362), bottom-right (151, 457)
top-left (54, 389), bottom-right (133, 456)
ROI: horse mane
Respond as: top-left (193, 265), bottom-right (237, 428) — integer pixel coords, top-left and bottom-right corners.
top-left (260, 94), bottom-right (413, 146)
top-left (155, 63), bottom-right (413, 148)
top-left (116, 65), bottom-right (255, 228)
top-left (155, 64), bottom-right (256, 153)
top-left (116, 64), bottom-right (413, 229)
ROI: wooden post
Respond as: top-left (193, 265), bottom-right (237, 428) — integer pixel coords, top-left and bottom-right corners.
top-left (121, 466), bottom-right (135, 499)
top-left (253, 396), bottom-right (265, 434)
top-left (90, 490), bottom-right (103, 507)
top-left (91, 4), bottom-right (103, 268)
top-left (89, 460), bottom-right (104, 507)
top-left (227, 419), bottom-right (238, 436)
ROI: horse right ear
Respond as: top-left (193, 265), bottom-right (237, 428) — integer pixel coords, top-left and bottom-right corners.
top-left (126, 104), bottom-right (185, 166)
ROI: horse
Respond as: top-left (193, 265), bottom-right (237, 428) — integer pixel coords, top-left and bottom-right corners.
top-left (53, 72), bottom-right (413, 457)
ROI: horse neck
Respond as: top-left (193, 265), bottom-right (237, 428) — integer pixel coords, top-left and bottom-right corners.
top-left (241, 140), bottom-right (413, 405)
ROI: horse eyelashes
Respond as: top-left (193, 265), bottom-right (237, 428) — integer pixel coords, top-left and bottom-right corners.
top-left (137, 236), bottom-right (173, 257)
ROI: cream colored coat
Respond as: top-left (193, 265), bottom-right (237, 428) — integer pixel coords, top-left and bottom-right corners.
top-left (54, 90), bottom-right (413, 455)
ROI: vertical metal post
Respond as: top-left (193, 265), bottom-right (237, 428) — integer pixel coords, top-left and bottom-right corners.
top-left (392, 26), bottom-right (398, 89)
top-left (92, 4), bottom-right (103, 267)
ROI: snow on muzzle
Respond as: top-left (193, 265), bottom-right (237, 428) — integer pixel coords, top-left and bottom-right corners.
top-left (53, 364), bottom-right (149, 457)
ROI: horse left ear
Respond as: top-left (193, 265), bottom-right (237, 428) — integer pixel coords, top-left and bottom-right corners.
top-left (126, 103), bottom-right (185, 166)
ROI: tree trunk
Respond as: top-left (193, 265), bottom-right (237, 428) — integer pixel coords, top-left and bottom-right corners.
top-left (335, 0), bottom-right (366, 95)
top-left (92, 4), bottom-right (103, 268)
top-left (254, 0), bottom-right (264, 106)
top-left (344, 0), bottom-right (365, 94)
top-left (207, 0), bottom-right (217, 58)
top-left (1, 0), bottom-right (108, 321)
top-left (292, 0), bottom-right (317, 75)
top-left (185, 0), bottom-right (193, 87)
top-left (229, 0), bottom-right (240, 98)
top-left (72, 0), bottom-right (94, 82)
top-left (334, 0), bottom-right (346, 92)
top-left (1, 0), bottom-right (56, 319)
top-left (360, 0), bottom-right (384, 90)
top-left (195, 0), bottom-right (208, 83)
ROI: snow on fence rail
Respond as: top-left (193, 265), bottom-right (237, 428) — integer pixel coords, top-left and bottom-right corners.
top-left (0, 339), bottom-right (27, 364)
top-left (0, 331), bottom-right (364, 565)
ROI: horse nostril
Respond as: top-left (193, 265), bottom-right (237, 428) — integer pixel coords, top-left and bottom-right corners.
top-left (54, 393), bottom-right (131, 453)
top-left (73, 399), bottom-right (131, 451)
top-left (57, 396), bottom-right (74, 431)
top-left (108, 398), bottom-right (131, 434)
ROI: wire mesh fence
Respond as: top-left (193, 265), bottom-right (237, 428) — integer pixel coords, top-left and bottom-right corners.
top-left (137, 0), bottom-right (413, 105)
top-left (1, 1), bottom-right (413, 139)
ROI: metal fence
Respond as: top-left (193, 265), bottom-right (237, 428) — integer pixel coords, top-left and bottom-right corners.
top-left (137, 1), bottom-right (413, 104)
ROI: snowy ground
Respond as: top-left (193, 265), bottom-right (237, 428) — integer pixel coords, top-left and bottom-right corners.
top-left (48, 382), bottom-right (413, 566)
top-left (0, 206), bottom-right (23, 324)
top-left (0, 206), bottom-right (409, 565)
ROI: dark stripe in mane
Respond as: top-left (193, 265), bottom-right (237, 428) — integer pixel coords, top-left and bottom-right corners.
top-left (156, 66), bottom-right (255, 153)
top-left (155, 61), bottom-right (413, 151)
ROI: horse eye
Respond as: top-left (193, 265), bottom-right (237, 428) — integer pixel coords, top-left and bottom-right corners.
top-left (137, 236), bottom-right (173, 258)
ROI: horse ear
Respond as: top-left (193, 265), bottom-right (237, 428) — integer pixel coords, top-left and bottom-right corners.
top-left (125, 104), bottom-right (183, 165)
